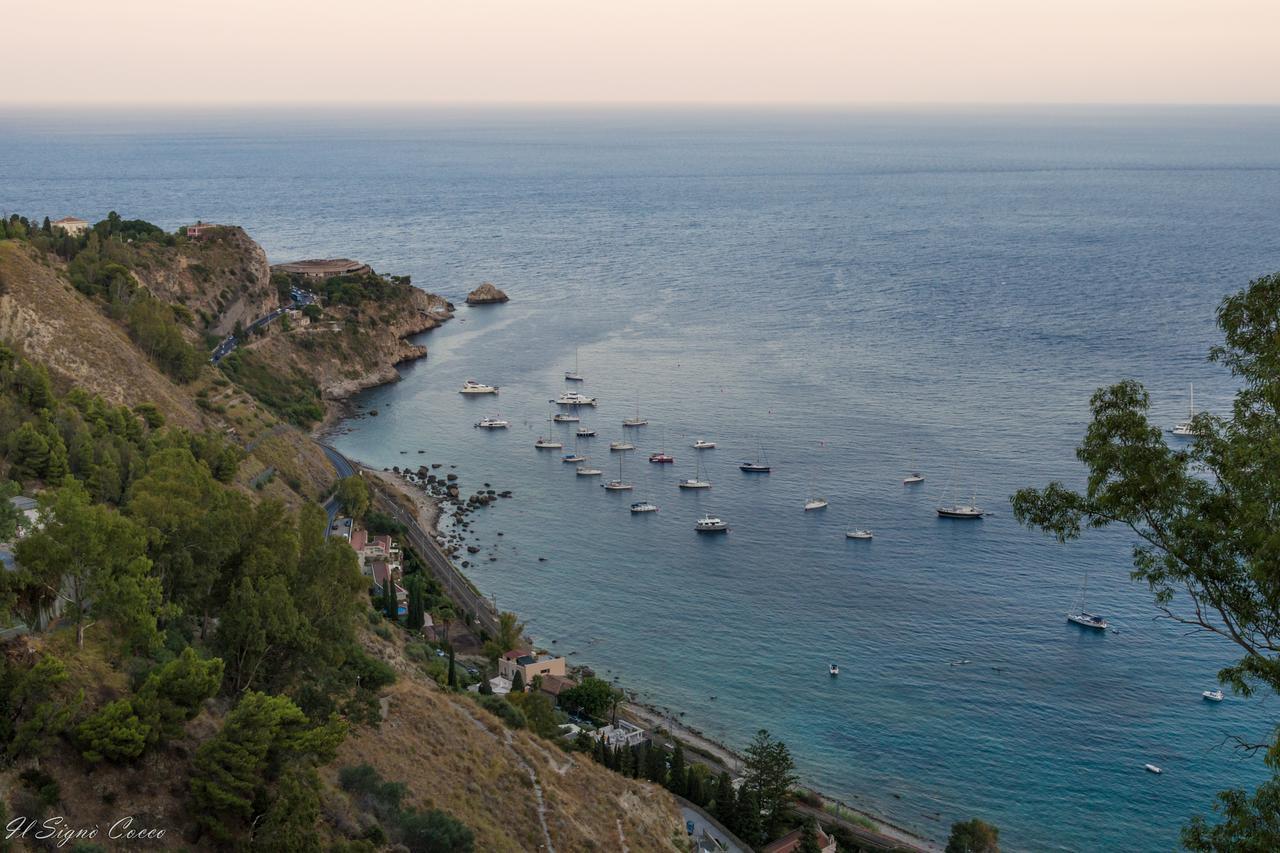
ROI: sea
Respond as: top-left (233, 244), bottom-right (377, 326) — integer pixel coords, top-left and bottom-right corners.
top-left (3, 105), bottom-right (1279, 851)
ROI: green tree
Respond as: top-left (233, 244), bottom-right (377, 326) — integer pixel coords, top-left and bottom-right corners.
top-left (382, 575), bottom-right (399, 621)
top-left (507, 690), bottom-right (560, 739)
top-left (0, 653), bottom-right (80, 760)
top-left (798, 819), bottom-right (824, 853)
top-left (742, 729), bottom-right (798, 837)
top-left (946, 818), bottom-right (1000, 853)
top-left (8, 422), bottom-right (50, 481)
top-left (397, 808), bottom-right (476, 853)
top-left (12, 480), bottom-right (160, 650)
top-left (667, 741), bottom-right (687, 797)
top-left (733, 787), bottom-right (764, 848)
top-left (447, 645), bottom-right (457, 688)
top-left (643, 742), bottom-right (667, 785)
top-left (216, 574), bottom-right (306, 693)
top-left (75, 699), bottom-right (150, 763)
top-left (0, 480), bottom-right (20, 542)
top-left (496, 610), bottom-right (524, 653)
top-left (190, 691), bottom-right (344, 844)
top-left (559, 677), bottom-right (620, 721)
top-left (255, 765), bottom-right (322, 853)
top-left (336, 475), bottom-right (369, 520)
top-left (405, 573), bottom-right (426, 631)
top-left (510, 669), bottom-right (524, 693)
top-left (1012, 272), bottom-right (1280, 841)
top-left (712, 770), bottom-right (735, 823)
top-left (134, 647), bottom-right (224, 742)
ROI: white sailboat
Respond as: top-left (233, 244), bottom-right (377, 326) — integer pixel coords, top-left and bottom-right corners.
top-left (1171, 384), bottom-right (1200, 436)
top-left (804, 467), bottom-right (827, 511)
top-left (846, 528), bottom-right (873, 540)
top-left (603, 454), bottom-right (633, 490)
top-left (740, 441), bottom-right (771, 473)
top-left (937, 479), bottom-right (984, 518)
top-left (610, 440), bottom-right (635, 452)
top-left (553, 411), bottom-right (580, 423)
top-left (534, 415), bottom-right (563, 449)
top-left (576, 455), bottom-right (603, 476)
top-left (623, 398), bottom-right (648, 427)
top-left (565, 347), bottom-right (584, 382)
top-left (677, 457), bottom-right (711, 489)
top-left (1066, 573), bottom-right (1108, 630)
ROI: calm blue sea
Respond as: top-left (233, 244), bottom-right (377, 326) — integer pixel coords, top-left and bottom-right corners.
top-left (4, 106), bottom-right (1280, 851)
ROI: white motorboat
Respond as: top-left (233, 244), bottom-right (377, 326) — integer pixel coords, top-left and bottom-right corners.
top-left (694, 515), bottom-right (728, 533)
top-left (459, 379), bottom-right (498, 395)
top-left (1202, 689), bottom-right (1224, 702)
top-left (1144, 764), bottom-right (1163, 775)
top-left (475, 416), bottom-right (510, 429)
top-left (693, 439), bottom-right (716, 449)
top-left (846, 529), bottom-right (873, 540)
top-left (937, 494), bottom-right (984, 519)
top-left (829, 663), bottom-right (839, 677)
top-left (555, 391), bottom-right (597, 407)
top-left (553, 412), bottom-right (580, 423)
top-left (562, 453), bottom-right (586, 464)
top-left (565, 347), bottom-right (584, 382)
top-left (576, 427), bottom-right (596, 437)
top-left (804, 498), bottom-right (829, 511)
top-left (576, 464), bottom-right (603, 476)
top-left (903, 472), bottom-right (925, 485)
top-left (610, 441), bottom-right (635, 452)
top-left (1066, 573), bottom-right (1109, 630)
top-left (1171, 383), bottom-right (1200, 436)
top-left (630, 501), bottom-right (658, 513)
top-left (678, 458), bottom-right (711, 489)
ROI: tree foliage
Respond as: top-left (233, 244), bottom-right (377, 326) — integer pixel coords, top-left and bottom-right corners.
top-left (946, 818), bottom-right (1000, 853)
top-left (1013, 272), bottom-right (1280, 840)
top-left (742, 729), bottom-right (798, 837)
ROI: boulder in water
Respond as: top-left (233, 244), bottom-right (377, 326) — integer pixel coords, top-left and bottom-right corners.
top-left (465, 282), bottom-right (509, 305)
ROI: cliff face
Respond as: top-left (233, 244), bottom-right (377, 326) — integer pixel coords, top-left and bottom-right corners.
top-left (241, 283), bottom-right (453, 408)
top-left (126, 225), bottom-right (279, 336)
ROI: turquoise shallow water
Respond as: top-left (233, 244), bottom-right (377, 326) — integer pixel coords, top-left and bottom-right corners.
top-left (4, 106), bottom-right (1280, 850)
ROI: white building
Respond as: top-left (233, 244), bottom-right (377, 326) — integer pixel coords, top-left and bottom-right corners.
top-left (590, 721), bottom-right (647, 748)
top-left (51, 216), bottom-right (88, 236)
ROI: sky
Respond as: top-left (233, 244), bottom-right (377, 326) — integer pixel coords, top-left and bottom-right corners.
top-left (8, 0), bottom-right (1279, 106)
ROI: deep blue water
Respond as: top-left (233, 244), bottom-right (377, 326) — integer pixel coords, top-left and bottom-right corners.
top-left (3, 106), bottom-right (1280, 850)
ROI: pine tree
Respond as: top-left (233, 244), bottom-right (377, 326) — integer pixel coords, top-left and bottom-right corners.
top-left (644, 742), bottom-right (667, 785)
top-left (667, 741), bottom-right (687, 797)
top-left (255, 766), bottom-right (322, 853)
top-left (686, 767), bottom-right (704, 805)
top-left (9, 423), bottom-right (50, 481)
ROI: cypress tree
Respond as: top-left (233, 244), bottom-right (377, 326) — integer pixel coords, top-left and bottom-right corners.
top-left (382, 577), bottom-right (397, 621)
top-left (447, 645), bottom-right (457, 688)
top-left (511, 669), bottom-right (524, 693)
top-left (713, 771), bottom-right (734, 823)
top-left (734, 788), bottom-right (764, 849)
top-left (644, 742), bottom-right (667, 786)
top-left (405, 574), bottom-right (425, 630)
top-left (667, 742), bottom-right (687, 797)
top-left (686, 766), bottom-right (705, 806)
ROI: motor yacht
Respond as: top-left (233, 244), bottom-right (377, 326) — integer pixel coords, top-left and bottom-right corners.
top-left (804, 497), bottom-right (829, 511)
top-left (694, 515), bottom-right (728, 533)
top-left (693, 439), bottom-right (716, 449)
top-left (553, 412), bottom-right (580, 423)
top-left (555, 391), bottom-right (597, 407)
top-left (846, 529), bottom-right (873, 540)
top-left (475, 417), bottom-right (510, 429)
top-left (649, 452), bottom-right (674, 464)
top-left (1202, 689), bottom-right (1224, 702)
top-left (576, 427), bottom-right (596, 437)
top-left (630, 501), bottom-right (658, 513)
top-left (903, 472), bottom-right (925, 485)
top-left (459, 379), bottom-right (498, 395)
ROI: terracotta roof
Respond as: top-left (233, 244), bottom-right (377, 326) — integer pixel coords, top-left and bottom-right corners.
top-left (349, 529), bottom-right (368, 551)
top-left (53, 216), bottom-right (87, 225)
top-left (539, 674), bottom-right (576, 696)
top-left (502, 649), bottom-right (530, 661)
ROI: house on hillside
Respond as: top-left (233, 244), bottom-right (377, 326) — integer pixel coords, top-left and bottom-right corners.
top-left (760, 825), bottom-right (837, 853)
top-left (51, 216), bottom-right (88, 236)
top-left (589, 720), bottom-right (647, 748)
top-left (498, 649), bottom-right (566, 689)
top-left (538, 673), bottom-right (576, 704)
top-left (350, 528), bottom-right (402, 577)
top-left (184, 221), bottom-right (219, 240)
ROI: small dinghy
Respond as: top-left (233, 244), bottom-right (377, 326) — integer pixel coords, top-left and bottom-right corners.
top-left (1202, 689), bottom-right (1224, 702)
top-left (903, 472), bottom-right (925, 485)
top-left (829, 663), bottom-right (839, 677)
top-left (1144, 764), bottom-right (1163, 775)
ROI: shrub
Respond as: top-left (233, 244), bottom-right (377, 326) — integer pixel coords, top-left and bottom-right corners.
top-left (75, 699), bottom-right (150, 763)
top-left (477, 694), bottom-right (526, 730)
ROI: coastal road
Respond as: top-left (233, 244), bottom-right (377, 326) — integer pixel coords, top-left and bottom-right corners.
top-left (679, 803), bottom-right (746, 853)
top-left (317, 441), bottom-right (500, 636)
top-left (210, 288), bottom-right (315, 364)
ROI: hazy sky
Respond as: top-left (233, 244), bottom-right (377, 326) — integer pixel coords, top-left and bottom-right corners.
top-left (10, 0), bottom-right (1279, 105)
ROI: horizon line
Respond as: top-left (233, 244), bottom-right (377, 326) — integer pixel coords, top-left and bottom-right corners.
top-left (3, 100), bottom-right (1280, 111)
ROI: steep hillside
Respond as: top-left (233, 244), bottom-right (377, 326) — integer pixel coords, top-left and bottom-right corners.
top-left (0, 240), bottom-right (334, 504)
top-left (128, 225), bottom-right (278, 336)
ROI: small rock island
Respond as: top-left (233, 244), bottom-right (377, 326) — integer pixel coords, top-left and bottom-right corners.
top-left (465, 281), bottom-right (509, 305)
